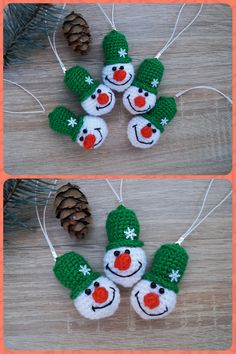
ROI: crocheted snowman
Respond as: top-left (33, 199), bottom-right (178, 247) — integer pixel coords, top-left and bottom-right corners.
top-left (49, 106), bottom-right (108, 150)
top-left (127, 96), bottom-right (177, 149)
top-left (64, 66), bottom-right (115, 116)
top-left (123, 58), bottom-right (164, 115)
top-left (54, 252), bottom-right (120, 320)
top-left (103, 205), bottom-right (147, 287)
top-left (102, 30), bottom-right (134, 92)
top-left (131, 244), bottom-right (188, 320)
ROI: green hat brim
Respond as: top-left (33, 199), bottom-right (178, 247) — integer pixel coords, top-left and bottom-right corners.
top-left (70, 272), bottom-right (100, 300)
top-left (106, 239), bottom-right (144, 251)
top-left (144, 116), bottom-right (164, 133)
top-left (132, 80), bottom-right (157, 95)
top-left (143, 272), bottom-right (179, 294)
top-left (79, 80), bottom-right (100, 102)
top-left (104, 57), bottom-right (132, 66)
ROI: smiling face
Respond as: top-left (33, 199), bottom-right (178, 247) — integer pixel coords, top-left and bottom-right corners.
top-left (73, 276), bottom-right (120, 320)
top-left (127, 116), bottom-right (160, 149)
top-left (104, 246), bottom-right (147, 287)
top-left (81, 84), bottom-right (115, 116)
top-left (123, 86), bottom-right (156, 115)
top-left (102, 63), bottom-right (134, 92)
top-left (131, 279), bottom-right (176, 320)
top-left (76, 116), bottom-right (108, 150)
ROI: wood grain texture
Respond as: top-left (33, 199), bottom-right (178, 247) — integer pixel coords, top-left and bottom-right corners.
top-left (4, 3), bottom-right (232, 175)
top-left (4, 179), bottom-right (232, 350)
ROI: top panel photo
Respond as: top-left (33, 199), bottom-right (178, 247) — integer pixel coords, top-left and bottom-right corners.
top-left (3, 3), bottom-right (232, 175)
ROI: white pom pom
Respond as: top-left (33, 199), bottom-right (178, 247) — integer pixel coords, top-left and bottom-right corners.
top-left (130, 280), bottom-right (177, 320)
top-left (123, 86), bottom-right (156, 115)
top-left (81, 84), bottom-right (115, 116)
top-left (102, 63), bottom-right (135, 92)
top-left (76, 116), bottom-right (108, 150)
top-left (104, 247), bottom-right (147, 287)
top-left (127, 116), bottom-right (160, 149)
top-left (73, 276), bottom-right (120, 320)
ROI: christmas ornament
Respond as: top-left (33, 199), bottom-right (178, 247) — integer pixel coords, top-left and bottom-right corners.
top-left (127, 96), bottom-right (177, 149)
top-left (48, 106), bottom-right (108, 150)
top-left (64, 66), bottom-right (116, 116)
top-left (62, 11), bottom-right (91, 54)
top-left (54, 183), bottom-right (91, 240)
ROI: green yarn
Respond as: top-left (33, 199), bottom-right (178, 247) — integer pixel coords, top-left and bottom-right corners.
top-left (132, 58), bottom-right (164, 94)
top-left (103, 30), bottom-right (132, 66)
top-left (106, 205), bottom-right (144, 251)
top-left (143, 96), bottom-right (177, 132)
top-left (53, 252), bottom-right (100, 300)
top-left (64, 66), bottom-right (100, 102)
top-left (143, 243), bottom-right (189, 294)
top-left (48, 106), bottom-right (84, 141)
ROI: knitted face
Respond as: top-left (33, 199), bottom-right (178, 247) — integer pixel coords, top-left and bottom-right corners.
top-left (127, 116), bottom-right (161, 149)
top-left (76, 116), bottom-right (108, 150)
top-left (123, 86), bottom-right (156, 115)
top-left (104, 246), bottom-right (147, 287)
top-left (102, 63), bottom-right (134, 92)
top-left (81, 84), bottom-right (115, 116)
top-left (73, 276), bottom-right (120, 320)
top-left (130, 279), bottom-right (176, 320)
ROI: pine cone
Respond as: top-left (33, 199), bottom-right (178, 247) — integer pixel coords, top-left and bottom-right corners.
top-left (62, 11), bottom-right (92, 54)
top-left (54, 183), bottom-right (91, 240)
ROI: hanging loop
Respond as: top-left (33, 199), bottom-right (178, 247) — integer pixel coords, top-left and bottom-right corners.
top-left (97, 3), bottom-right (117, 30)
top-left (175, 85), bottom-right (232, 105)
top-left (105, 179), bottom-right (124, 204)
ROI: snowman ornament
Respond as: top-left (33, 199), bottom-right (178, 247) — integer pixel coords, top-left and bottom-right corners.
top-left (54, 251), bottom-right (120, 320)
top-left (131, 243), bottom-right (188, 320)
top-left (103, 204), bottom-right (147, 287)
top-left (49, 106), bottom-right (108, 150)
top-left (102, 30), bottom-right (134, 92)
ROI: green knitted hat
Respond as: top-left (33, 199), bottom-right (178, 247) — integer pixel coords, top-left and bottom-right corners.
top-left (64, 66), bottom-right (100, 102)
top-left (143, 243), bottom-right (189, 294)
top-left (53, 252), bottom-right (100, 300)
top-left (103, 30), bottom-right (132, 66)
top-left (106, 205), bottom-right (144, 251)
top-left (143, 96), bottom-right (177, 132)
top-left (132, 58), bottom-right (164, 94)
top-left (48, 106), bottom-right (84, 142)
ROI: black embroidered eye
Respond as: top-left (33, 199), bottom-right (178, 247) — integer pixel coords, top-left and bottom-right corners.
top-left (94, 282), bottom-right (99, 288)
top-left (114, 250), bottom-right (120, 257)
top-left (150, 282), bottom-right (157, 289)
top-left (125, 249), bottom-right (130, 254)
top-left (144, 92), bottom-right (149, 97)
top-left (83, 129), bottom-right (88, 134)
top-left (91, 94), bottom-right (96, 99)
top-left (112, 66), bottom-right (117, 71)
top-left (159, 288), bottom-right (165, 294)
top-left (152, 129), bottom-right (157, 133)
top-left (120, 66), bottom-right (124, 70)
top-left (85, 288), bottom-right (91, 295)
top-left (147, 123), bottom-right (152, 127)
top-left (97, 89), bottom-right (102, 94)
top-left (79, 136), bottom-right (84, 142)
top-left (138, 88), bottom-right (143, 93)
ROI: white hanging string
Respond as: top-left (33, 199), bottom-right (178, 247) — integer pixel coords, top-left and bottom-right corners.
top-left (97, 3), bottom-right (117, 30)
top-left (105, 179), bottom-right (124, 204)
top-left (176, 179), bottom-right (232, 245)
top-left (156, 3), bottom-right (203, 59)
top-left (175, 85), bottom-right (232, 105)
top-left (4, 79), bottom-right (46, 114)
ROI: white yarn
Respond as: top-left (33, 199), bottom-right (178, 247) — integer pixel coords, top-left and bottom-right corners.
top-left (76, 116), bottom-right (108, 149)
top-left (102, 63), bottom-right (135, 92)
top-left (105, 179), bottom-right (124, 204)
top-left (127, 116), bottom-right (161, 149)
top-left (81, 84), bottom-right (116, 116)
top-left (97, 3), bottom-right (117, 30)
top-left (175, 85), bottom-right (232, 105)
top-left (123, 86), bottom-right (156, 115)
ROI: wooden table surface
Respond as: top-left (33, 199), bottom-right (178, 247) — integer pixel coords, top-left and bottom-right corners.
top-left (4, 179), bottom-right (232, 350)
top-left (4, 3), bottom-right (232, 175)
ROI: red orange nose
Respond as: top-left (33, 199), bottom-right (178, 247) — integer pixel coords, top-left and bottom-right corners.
top-left (83, 134), bottom-right (96, 150)
top-left (134, 95), bottom-right (146, 108)
top-left (113, 69), bottom-right (127, 82)
top-left (92, 287), bottom-right (109, 303)
top-left (114, 253), bottom-right (131, 271)
top-left (97, 93), bottom-right (109, 105)
top-left (144, 292), bottom-right (160, 309)
top-left (141, 125), bottom-right (152, 138)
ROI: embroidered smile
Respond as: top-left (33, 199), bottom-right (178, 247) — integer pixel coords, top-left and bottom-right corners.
top-left (94, 128), bottom-right (103, 147)
top-left (96, 92), bottom-right (113, 111)
top-left (105, 73), bottom-right (133, 86)
top-left (106, 261), bottom-right (142, 277)
top-left (127, 95), bottom-right (151, 113)
top-left (135, 291), bottom-right (168, 316)
top-left (92, 287), bottom-right (116, 312)
top-left (133, 125), bottom-right (154, 145)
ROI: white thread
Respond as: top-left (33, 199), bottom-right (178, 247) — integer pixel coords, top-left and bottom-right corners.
top-left (176, 179), bottom-right (232, 245)
top-left (156, 4), bottom-right (203, 59)
top-left (97, 3), bottom-right (117, 30)
top-left (175, 85), bottom-right (232, 105)
top-left (105, 179), bottom-right (124, 204)
top-left (4, 79), bottom-right (46, 114)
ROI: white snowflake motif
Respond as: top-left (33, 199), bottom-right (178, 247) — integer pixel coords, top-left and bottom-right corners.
top-left (67, 117), bottom-right (77, 128)
top-left (79, 264), bottom-right (91, 276)
top-left (85, 76), bottom-right (93, 85)
top-left (169, 269), bottom-right (181, 282)
top-left (118, 48), bottom-right (127, 58)
top-left (124, 227), bottom-right (137, 240)
top-left (151, 78), bottom-right (159, 88)
top-left (160, 117), bottom-right (169, 126)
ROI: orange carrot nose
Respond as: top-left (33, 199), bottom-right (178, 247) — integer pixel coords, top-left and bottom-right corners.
top-left (134, 96), bottom-right (146, 108)
top-left (83, 134), bottom-right (96, 150)
top-left (97, 93), bottom-right (109, 105)
top-left (113, 69), bottom-right (127, 82)
top-left (144, 292), bottom-right (160, 309)
top-left (92, 287), bottom-right (109, 303)
top-left (141, 125), bottom-right (152, 138)
top-left (114, 253), bottom-right (131, 271)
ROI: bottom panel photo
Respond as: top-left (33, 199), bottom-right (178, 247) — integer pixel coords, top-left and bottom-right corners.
top-left (4, 179), bottom-right (232, 350)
